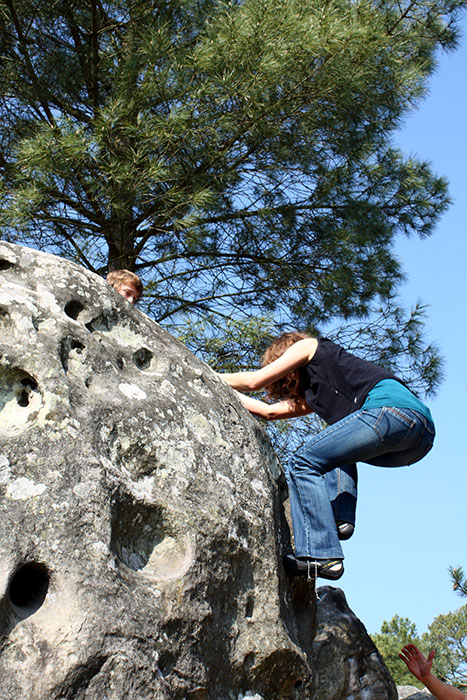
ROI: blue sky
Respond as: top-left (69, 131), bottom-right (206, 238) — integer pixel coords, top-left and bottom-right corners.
top-left (339, 14), bottom-right (467, 638)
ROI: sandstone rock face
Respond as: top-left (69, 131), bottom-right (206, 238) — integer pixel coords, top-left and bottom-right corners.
top-left (0, 242), bottom-right (396, 699)
top-left (397, 687), bottom-right (434, 699)
top-left (312, 587), bottom-right (398, 700)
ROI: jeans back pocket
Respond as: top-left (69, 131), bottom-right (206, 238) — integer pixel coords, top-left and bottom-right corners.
top-left (372, 407), bottom-right (417, 447)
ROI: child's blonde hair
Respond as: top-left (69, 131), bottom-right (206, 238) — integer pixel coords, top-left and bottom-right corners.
top-left (106, 269), bottom-right (143, 299)
top-left (261, 331), bottom-right (310, 401)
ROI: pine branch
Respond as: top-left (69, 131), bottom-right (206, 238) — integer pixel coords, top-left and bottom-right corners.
top-left (5, 0), bottom-right (56, 125)
top-left (450, 566), bottom-right (467, 597)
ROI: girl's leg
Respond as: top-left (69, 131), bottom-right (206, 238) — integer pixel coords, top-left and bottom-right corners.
top-left (286, 407), bottom-right (434, 560)
top-left (325, 465), bottom-right (358, 529)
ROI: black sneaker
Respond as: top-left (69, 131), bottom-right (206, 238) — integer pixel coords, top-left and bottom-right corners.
top-left (283, 554), bottom-right (344, 580)
top-left (337, 521), bottom-right (355, 540)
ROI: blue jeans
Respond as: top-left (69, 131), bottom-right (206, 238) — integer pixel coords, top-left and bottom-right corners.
top-left (285, 407), bottom-right (435, 559)
top-left (325, 464), bottom-right (358, 527)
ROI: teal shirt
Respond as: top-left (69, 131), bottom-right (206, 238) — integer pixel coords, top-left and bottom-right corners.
top-left (362, 379), bottom-right (434, 425)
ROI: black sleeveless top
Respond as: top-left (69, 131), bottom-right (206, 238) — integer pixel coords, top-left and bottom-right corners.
top-left (299, 338), bottom-right (402, 425)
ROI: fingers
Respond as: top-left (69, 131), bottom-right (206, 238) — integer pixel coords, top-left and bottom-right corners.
top-left (399, 644), bottom-right (434, 667)
top-left (400, 644), bottom-right (419, 657)
top-left (399, 646), bottom-right (412, 664)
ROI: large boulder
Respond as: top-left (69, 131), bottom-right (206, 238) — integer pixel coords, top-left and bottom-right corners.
top-left (312, 587), bottom-right (398, 700)
top-left (397, 688), bottom-right (434, 699)
top-left (0, 242), bottom-right (397, 699)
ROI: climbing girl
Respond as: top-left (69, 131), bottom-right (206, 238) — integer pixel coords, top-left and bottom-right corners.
top-left (217, 333), bottom-right (435, 580)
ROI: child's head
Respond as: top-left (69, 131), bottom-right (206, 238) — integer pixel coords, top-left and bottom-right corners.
top-left (106, 269), bottom-right (143, 305)
top-left (261, 331), bottom-right (310, 400)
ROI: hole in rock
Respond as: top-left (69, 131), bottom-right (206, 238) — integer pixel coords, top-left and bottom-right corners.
top-left (0, 306), bottom-right (10, 325)
top-left (8, 562), bottom-right (50, 617)
top-left (64, 299), bottom-right (85, 320)
top-left (85, 311), bottom-right (118, 333)
top-left (132, 347), bottom-right (154, 371)
top-left (294, 680), bottom-right (303, 689)
top-left (17, 390), bottom-right (29, 407)
top-left (0, 367), bottom-right (42, 435)
top-left (111, 499), bottom-right (167, 571)
top-left (0, 258), bottom-right (14, 271)
top-left (17, 376), bottom-right (38, 407)
top-left (111, 498), bottom-right (190, 578)
top-left (243, 653), bottom-right (255, 671)
top-left (245, 594), bottom-right (254, 619)
top-left (59, 337), bottom-right (86, 372)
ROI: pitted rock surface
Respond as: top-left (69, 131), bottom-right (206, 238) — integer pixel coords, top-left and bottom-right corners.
top-left (0, 242), bottom-right (397, 699)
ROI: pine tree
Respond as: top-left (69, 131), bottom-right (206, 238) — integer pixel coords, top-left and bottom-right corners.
top-left (372, 615), bottom-right (426, 686)
top-left (372, 610), bottom-right (467, 690)
top-left (450, 566), bottom-right (467, 597)
top-left (423, 605), bottom-right (467, 690)
top-left (0, 0), bottom-right (464, 382)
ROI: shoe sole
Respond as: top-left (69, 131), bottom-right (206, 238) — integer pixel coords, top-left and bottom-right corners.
top-left (337, 522), bottom-right (355, 540)
top-left (283, 555), bottom-right (344, 580)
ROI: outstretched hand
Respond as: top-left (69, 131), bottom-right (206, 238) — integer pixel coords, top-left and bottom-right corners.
top-left (399, 644), bottom-right (436, 681)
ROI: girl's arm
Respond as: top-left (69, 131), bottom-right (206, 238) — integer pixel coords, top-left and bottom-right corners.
top-left (421, 675), bottom-right (466, 700)
top-left (217, 337), bottom-right (318, 392)
top-left (234, 391), bottom-right (313, 420)
top-left (399, 646), bottom-right (466, 700)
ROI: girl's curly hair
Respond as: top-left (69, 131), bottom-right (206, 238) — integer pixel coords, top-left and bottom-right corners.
top-left (261, 331), bottom-right (310, 401)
